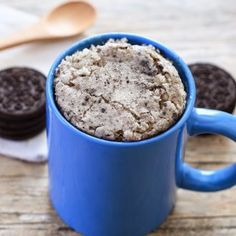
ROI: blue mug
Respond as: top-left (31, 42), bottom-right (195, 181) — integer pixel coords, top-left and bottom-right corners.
top-left (46, 33), bottom-right (236, 236)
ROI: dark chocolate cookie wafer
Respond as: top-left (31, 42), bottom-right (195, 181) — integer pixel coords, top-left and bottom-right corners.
top-left (0, 122), bottom-right (45, 140)
top-left (0, 67), bottom-right (46, 140)
top-left (0, 115), bottom-right (45, 130)
top-left (189, 63), bottom-right (236, 113)
top-left (0, 67), bottom-right (45, 120)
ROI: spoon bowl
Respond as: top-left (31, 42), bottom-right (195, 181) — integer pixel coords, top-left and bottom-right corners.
top-left (44, 1), bottom-right (96, 37)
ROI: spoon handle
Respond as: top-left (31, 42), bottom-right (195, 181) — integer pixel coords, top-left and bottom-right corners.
top-left (0, 22), bottom-right (49, 51)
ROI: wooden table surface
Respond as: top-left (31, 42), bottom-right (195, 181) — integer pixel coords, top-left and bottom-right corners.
top-left (0, 0), bottom-right (236, 235)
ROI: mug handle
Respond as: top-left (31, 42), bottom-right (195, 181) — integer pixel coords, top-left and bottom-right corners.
top-left (177, 108), bottom-right (236, 192)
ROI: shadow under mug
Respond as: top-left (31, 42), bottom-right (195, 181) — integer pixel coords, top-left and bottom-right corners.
top-left (46, 33), bottom-right (236, 236)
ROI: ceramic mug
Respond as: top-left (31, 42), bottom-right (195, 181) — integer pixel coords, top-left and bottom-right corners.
top-left (46, 33), bottom-right (236, 236)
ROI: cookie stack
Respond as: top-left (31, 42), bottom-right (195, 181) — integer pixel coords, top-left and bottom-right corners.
top-left (0, 67), bottom-right (46, 140)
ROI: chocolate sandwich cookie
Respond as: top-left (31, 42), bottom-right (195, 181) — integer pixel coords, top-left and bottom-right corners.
top-left (0, 115), bottom-right (45, 130)
top-left (0, 67), bottom-right (46, 140)
top-left (0, 122), bottom-right (45, 140)
top-left (0, 67), bottom-right (45, 120)
top-left (189, 63), bottom-right (236, 113)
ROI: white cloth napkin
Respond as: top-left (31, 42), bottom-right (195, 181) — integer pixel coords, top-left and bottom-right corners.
top-left (0, 5), bottom-right (77, 162)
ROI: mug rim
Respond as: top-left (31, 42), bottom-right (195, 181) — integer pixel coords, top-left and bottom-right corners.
top-left (47, 32), bottom-right (196, 147)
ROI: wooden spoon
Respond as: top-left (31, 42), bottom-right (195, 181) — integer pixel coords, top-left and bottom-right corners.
top-left (0, 1), bottom-right (96, 50)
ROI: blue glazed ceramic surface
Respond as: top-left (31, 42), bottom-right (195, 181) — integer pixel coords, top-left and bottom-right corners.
top-left (46, 33), bottom-right (236, 236)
